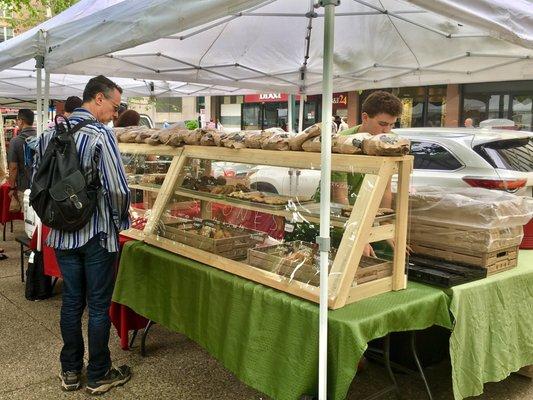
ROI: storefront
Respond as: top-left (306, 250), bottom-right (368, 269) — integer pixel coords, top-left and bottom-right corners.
top-left (218, 92), bottom-right (350, 131)
top-left (461, 80), bottom-right (533, 130)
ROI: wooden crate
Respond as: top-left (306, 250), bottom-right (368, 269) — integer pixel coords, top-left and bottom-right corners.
top-left (410, 220), bottom-right (523, 253)
top-left (410, 243), bottom-right (518, 275)
top-left (247, 241), bottom-right (392, 286)
top-left (162, 220), bottom-right (263, 260)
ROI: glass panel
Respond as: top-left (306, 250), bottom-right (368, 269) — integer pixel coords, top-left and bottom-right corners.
top-left (155, 155), bottom-right (392, 293)
top-left (512, 95), bottom-right (533, 131)
top-left (474, 138), bottom-right (533, 172)
top-left (463, 94), bottom-right (489, 126)
top-left (122, 152), bottom-right (173, 232)
top-left (242, 103), bottom-right (260, 130)
top-left (263, 102), bottom-right (286, 129)
top-left (398, 87), bottom-right (426, 128)
top-left (411, 141), bottom-right (463, 170)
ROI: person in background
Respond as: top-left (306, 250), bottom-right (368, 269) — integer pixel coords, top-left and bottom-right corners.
top-left (33, 75), bottom-right (131, 395)
top-left (63, 96), bottom-right (82, 118)
top-left (112, 103), bottom-right (128, 126)
top-left (115, 109), bottom-right (140, 128)
top-left (162, 120), bottom-right (170, 129)
top-left (464, 118), bottom-right (474, 128)
top-left (338, 116), bottom-right (349, 132)
top-left (8, 109), bottom-right (36, 208)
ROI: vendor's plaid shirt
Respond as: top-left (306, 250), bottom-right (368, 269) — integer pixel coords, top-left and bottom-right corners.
top-left (33, 108), bottom-right (130, 252)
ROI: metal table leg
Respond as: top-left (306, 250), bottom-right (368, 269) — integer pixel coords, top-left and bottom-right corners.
top-left (141, 320), bottom-right (155, 357)
top-left (410, 331), bottom-right (433, 400)
top-left (129, 329), bottom-right (138, 349)
top-left (20, 242), bottom-right (25, 282)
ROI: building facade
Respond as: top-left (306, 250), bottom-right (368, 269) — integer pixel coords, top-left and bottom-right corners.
top-left (212, 81), bottom-right (533, 132)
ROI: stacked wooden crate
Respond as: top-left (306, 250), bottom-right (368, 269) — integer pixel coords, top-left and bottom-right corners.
top-left (409, 188), bottom-right (532, 276)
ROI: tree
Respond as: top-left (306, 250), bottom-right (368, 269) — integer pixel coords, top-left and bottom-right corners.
top-left (1, 0), bottom-right (78, 31)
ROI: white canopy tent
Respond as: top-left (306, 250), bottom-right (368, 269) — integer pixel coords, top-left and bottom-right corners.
top-left (42, 0), bottom-right (533, 94)
top-left (0, 1), bottom-right (531, 399)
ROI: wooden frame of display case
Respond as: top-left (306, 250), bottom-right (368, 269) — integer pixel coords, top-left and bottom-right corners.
top-left (121, 144), bottom-right (413, 309)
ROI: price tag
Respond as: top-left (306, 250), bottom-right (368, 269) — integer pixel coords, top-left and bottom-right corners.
top-left (284, 223), bottom-right (295, 233)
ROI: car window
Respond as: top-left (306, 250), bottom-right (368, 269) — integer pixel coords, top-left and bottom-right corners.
top-left (474, 138), bottom-right (533, 172)
top-left (410, 141), bottom-right (463, 170)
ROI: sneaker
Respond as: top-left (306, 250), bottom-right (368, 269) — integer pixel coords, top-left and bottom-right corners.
top-left (86, 365), bottom-right (132, 395)
top-left (58, 370), bottom-right (81, 391)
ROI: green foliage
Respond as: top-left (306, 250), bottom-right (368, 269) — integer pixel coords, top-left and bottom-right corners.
top-left (0, 0), bottom-right (78, 31)
top-left (185, 120), bottom-right (199, 130)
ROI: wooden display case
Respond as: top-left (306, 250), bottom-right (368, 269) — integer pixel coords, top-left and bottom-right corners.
top-left (120, 143), bottom-right (413, 309)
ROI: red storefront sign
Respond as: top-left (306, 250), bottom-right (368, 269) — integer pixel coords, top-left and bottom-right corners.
top-left (244, 93), bottom-right (289, 103)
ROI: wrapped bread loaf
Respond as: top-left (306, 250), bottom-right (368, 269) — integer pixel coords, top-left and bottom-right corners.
top-left (200, 131), bottom-right (217, 146)
top-left (302, 135), bottom-right (322, 152)
top-left (221, 132), bottom-right (246, 149)
top-left (119, 131), bottom-right (139, 143)
top-left (261, 132), bottom-right (290, 151)
top-left (135, 131), bottom-right (152, 143)
top-left (244, 130), bottom-right (272, 149)
top-left (168, 130), bottom-right (188, 147)
top-left (362, 134), bottom-right (410, 156)
top-left (332, 132), bottom-right (372, 154)
top-left (145, 131), bottom-right (162, 145)
top-left (158, 129), bottom-right (173, 145)
top-left (289, 123), bottom-right (322, 151)
top-left (184, 129), bottom-right (202, 145)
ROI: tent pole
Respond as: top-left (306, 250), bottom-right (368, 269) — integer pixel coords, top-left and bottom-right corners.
top-left (287, 94), bottom-right (293, 133)
top-left (35, 57), bottom-right (43, 136)
top-left (318, 1), bottom-right (337, 400)
top-left (298, 94), bottom-right (305, 132)
top-left (43, 70), bottom-right (50, 131)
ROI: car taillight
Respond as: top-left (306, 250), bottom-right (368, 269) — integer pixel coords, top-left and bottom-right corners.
top-left (462, 177), bottom-right (527, 191)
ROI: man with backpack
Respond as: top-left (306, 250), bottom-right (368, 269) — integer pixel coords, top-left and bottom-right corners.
top-left (8, 109), bottom-right (36, 208)
top-left (32, 75), bottom-right (131, 395)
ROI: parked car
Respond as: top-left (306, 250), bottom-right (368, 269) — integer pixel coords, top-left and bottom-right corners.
top-left (248, 128), bottom-right (533, 198)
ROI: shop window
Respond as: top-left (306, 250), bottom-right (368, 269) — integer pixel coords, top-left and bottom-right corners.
top-left (411, 141), bottom-right (462, 171)
top-left (155, 97), bottom-right (182, 113)
top-left (196, 96), bottom-right (205, 113)
top-left (512, 95), bottom-right (533, 131)
top-left (242, 103), bottom-right (260, 130)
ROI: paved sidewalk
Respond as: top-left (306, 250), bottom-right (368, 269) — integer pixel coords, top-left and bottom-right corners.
top-left (0, 222), bottom-right (531, 399)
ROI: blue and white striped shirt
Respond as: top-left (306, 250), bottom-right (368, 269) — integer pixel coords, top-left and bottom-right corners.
top-left (34, 108), bottom-right (131, 252)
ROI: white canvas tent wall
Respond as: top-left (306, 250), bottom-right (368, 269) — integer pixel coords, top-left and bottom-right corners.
top-left (0, 61), bottom-right (256, 101)
top-left (4, 1), bottom-right (530, 399)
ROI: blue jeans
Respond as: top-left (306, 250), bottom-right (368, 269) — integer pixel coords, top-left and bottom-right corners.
top-left (55, 235), bottom-right (117, 382)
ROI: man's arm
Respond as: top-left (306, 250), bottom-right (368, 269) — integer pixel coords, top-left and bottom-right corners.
top-left (7, 139), bottom-right (20, 189)
top-left (97, 128), bottom-right (131, 231)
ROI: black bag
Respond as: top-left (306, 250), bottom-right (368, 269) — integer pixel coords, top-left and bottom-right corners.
top-left (30, 116), bottom-right (100, 232)
top-left (25, 251), bottom-right (52, 301)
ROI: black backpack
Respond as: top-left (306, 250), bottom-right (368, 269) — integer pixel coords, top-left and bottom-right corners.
top-left (30, 116), bottom-right (101, 232)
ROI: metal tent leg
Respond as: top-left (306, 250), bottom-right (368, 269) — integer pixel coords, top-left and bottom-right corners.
top-left (129, 329), bottom-right (138, 349)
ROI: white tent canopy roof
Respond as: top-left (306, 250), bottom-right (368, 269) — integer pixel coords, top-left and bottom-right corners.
top-left (0, 0), bottom-right (125, 72)
top-left (40, 0), bottom-right (533, 94)
top-left (0, 61), bottom-right (255, 100)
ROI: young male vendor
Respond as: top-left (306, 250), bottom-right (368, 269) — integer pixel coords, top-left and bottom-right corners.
top-left (331, 91), bottom-right (403, 256)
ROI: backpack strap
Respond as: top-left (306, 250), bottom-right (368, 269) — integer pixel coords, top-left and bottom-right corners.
top-left (68, 119), bottom-right (95, 135)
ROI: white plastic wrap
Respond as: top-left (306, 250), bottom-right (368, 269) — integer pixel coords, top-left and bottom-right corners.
top-left (409, 187), bottom-right (533, 230)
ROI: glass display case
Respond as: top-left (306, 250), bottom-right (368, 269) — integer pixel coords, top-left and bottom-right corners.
top-left (120, 143), bottom-right (413, 309)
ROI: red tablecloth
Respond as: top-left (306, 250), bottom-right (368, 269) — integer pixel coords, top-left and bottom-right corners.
top-left (29, 225), bottom-right (61, 278)
top-left (0, 182), bottom-right (23, 224)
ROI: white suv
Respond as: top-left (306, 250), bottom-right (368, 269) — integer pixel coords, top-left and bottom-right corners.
top-left (248, 128), bottom-right (533, 197)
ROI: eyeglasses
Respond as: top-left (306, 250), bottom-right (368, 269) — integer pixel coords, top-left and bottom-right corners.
top-left (104, 95), bottom-right (121, 112)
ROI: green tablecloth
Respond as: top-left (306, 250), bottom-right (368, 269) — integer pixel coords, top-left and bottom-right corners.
top-left (113, 241), bottom-right (452, 400)
top-left (447, 250), bottom-right (533, 400)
